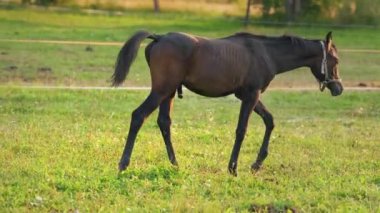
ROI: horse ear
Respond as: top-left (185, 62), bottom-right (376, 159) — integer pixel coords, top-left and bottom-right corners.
top-left (325, 31), bottom-right (332, 51)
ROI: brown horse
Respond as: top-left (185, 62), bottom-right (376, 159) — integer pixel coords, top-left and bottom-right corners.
top-left (113, 31), bottom-right (343, 176)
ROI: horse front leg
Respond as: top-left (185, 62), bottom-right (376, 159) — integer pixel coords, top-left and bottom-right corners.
top-left (228, 90), bottom-right (260, 176)
top-left (157, 93), bottom-right (178, 166)
top-left (118, 91), bottom-right (163, 172)
top-left (251, 101), bottom-right (275, 172)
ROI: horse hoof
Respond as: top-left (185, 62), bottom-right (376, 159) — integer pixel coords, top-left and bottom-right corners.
top-left (251, 162), bottom-right (262, 172)
top-left (228, 162), bottom-right (238, 176)
top-left (228, 168), bottom-right (237, 176)
top-left (171, 160), bottom-right (179, 167)
top-left (118, 165), bottom-right (126, 172)
top-left (118, 161), bottom-right (129, 172)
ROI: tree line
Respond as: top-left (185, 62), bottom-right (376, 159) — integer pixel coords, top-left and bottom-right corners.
top-left (19, 0), bottom-right (380, 25)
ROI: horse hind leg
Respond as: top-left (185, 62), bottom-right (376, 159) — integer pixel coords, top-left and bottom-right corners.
top-left (157, 93), bottom-right (178, 166)
top-left (119, 69), bottom-right (183, 171)
top-left (131, 43), bottom-right (184, 169)
top-left (251, 101), bottom-right (275, 172)
top-left (119, 91), bottom-right (164, 171)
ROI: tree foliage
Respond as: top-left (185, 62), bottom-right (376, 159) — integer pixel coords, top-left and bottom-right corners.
top-left (259, 0), bottom-right (380, 25)
top-left (22, 0), bottom-right (61, 6)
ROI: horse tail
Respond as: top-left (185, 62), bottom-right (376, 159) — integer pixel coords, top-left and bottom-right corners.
top-left (112, 30), bottom-right (159, 86)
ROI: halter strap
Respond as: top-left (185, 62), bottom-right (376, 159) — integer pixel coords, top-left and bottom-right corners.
top-left (318, 41), bottom-right (341, 91)
top-left (319, 41), bottom-right (328, 75)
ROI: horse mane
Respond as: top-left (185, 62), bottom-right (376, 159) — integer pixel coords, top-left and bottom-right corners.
top-left (232, 32), bottom-right (309, 47)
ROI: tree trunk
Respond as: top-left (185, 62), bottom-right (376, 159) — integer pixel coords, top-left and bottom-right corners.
top-left (295, 0), bottom-right (301, 15)
top-left (285, 0), bottom-right (294, 21)
top-left (286, 0), bottom-right (301, 22)
top-left (153, 0), bottom-right (160, 13)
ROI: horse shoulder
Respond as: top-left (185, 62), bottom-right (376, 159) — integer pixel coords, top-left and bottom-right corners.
top-left (229, 40), bottom-right (275, 90)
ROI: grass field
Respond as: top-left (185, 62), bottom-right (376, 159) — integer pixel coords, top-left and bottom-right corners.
top-left (1, 6), bottom-right (380, 47)
top-left (1, 5), bottom-right (380, 212)
top-left (0, 87), bottom-right (379, 211)
top-left (2, 41), bottom-right (380, 87)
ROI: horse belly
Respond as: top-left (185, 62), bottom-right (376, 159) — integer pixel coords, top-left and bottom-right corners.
top-left (184, 55), bottom-right (249, 97)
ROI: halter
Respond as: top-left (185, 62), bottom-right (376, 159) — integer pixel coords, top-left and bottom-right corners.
top-left (319, 41), bottom-right (341, 91)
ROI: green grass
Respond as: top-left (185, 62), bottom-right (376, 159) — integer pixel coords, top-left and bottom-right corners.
top-left (0, 42), bottom-right (119, 86)
top-left (1, 40), bottom-right (380, 87)
top-left (1, 7), bottom-right (380, 48)
top-left (1, 87), bottom-right (379, 211)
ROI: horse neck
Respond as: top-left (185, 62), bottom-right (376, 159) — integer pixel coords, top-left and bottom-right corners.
top-left (265, 38), bottom-right (322, 74)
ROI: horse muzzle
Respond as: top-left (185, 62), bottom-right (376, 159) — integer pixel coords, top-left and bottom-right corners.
top-left (326, 80), bottom-right (343, 96)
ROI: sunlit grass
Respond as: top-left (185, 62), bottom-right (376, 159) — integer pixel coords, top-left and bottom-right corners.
top-left (1, 4), bottom-right (379, 212)
top-left (1, 88), bottom-right (379, 211)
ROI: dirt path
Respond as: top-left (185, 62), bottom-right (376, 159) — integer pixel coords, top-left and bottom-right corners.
top-left (1, 39), bottom-right (380, 53)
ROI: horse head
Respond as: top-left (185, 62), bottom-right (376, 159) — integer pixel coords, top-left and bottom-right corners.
top-left (311, 32), bottom-right (343, 96)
